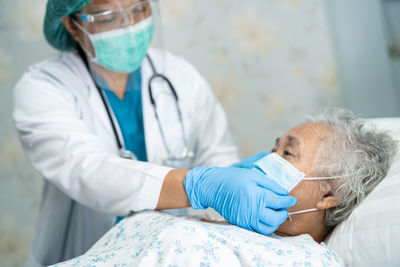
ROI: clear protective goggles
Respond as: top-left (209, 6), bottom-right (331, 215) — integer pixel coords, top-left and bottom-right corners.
top-left (75, 0), bottom-right (154, 34)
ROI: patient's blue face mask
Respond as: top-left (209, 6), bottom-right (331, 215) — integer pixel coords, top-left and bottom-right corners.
top-left (253, 153), bottom-right (342, 221)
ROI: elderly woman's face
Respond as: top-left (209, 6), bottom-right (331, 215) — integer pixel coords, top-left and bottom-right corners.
top-left (272, 122), bottom-right (337, 239)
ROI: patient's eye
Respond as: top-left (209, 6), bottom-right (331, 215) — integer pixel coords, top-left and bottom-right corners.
top-left (283, 150), bottom-right (293, 156)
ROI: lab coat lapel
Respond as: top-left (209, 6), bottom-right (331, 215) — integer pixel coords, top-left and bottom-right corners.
top-left (69, 53), bottom-right (125, 151)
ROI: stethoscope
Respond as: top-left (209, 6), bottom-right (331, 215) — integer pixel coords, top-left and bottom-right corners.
top-left (77, 47), bottom-right (195, 163)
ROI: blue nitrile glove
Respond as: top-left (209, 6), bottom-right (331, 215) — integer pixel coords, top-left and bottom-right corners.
top-left (184, 167), bottom-right (297, 235)
top-left (232, 152), bottom-right (271, 169)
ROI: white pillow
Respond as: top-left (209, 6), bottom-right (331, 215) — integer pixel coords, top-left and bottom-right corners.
top-left (325, 118), bottom-right (400, 266)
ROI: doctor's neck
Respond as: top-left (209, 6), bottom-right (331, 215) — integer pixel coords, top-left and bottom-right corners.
top-left (93, 64), bottom-right (130, 100)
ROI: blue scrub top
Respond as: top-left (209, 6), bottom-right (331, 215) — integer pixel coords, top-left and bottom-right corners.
top-left (95, 69), bottom-right (148, 162)
top-left (94, 69), bottom-right (147, 224)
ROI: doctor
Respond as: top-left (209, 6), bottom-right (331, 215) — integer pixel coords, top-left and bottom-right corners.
top-left (13, 0), bottom-right (296, 266)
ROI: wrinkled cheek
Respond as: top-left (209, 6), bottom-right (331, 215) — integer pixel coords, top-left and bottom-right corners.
top-left (290, 181), bottom-right (323, 208)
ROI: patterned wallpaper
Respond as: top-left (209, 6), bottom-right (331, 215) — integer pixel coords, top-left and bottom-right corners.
top-left (0, 0), bottom-right (340, 265)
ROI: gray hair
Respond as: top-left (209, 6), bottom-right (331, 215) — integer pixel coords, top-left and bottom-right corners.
top-left (307, 108), bottom-right (398, 227)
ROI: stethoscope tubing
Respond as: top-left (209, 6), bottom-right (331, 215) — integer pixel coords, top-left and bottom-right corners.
top-left (77, 46), bottom-right (193, 161)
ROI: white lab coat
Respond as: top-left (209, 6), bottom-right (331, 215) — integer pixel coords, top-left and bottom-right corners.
top-left (13, 49), bottom-right (239, 267)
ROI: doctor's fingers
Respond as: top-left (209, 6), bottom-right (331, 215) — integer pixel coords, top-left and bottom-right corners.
top-left (258, 208), bottom-right (289, 227)
top-left (232, 152), bottom-right (270, 169)
top-left (253, 173), bottom-right (288, 196)
top-left (252, 221), bottom-right (280, 236)
top-left (262, 189), bottom-right (297, 209)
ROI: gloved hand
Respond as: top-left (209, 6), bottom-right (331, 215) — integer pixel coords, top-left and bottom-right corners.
top-left (232, 152), bottom-right (271, 169)
top-left (184, 167), bottom-right (297, 235)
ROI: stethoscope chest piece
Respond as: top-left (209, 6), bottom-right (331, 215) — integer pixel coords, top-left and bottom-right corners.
top-left (119, 149), bottom-right (137, 160)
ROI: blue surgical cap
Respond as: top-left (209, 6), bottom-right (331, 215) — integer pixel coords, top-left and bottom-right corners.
top-left (44, 0), bottom-right (92, 51)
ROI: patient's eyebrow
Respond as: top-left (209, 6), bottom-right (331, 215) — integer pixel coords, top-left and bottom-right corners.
top-left (287, 135), bottom-right (300, 147)
top-left (275, 137), bottom-right (280, 147)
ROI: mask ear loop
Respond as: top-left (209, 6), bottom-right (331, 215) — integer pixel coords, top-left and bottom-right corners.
top-left (288, 213), bottom-right (293, 222)
top-left (287, 176), bottom-right (343, 221)
top-left (302, 175), bottom-right (348, 180)
top-left (288, 208), bottom-right (319, 222)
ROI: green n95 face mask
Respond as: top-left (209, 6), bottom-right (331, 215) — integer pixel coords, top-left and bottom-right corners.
top-left (73, 16), bottom-right (154, 73)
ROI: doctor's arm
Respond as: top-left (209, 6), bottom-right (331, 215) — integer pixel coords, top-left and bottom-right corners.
top-left (156, 169), bottom-right (190, 210)
top-left (13, 74), bottom-right (176, 216)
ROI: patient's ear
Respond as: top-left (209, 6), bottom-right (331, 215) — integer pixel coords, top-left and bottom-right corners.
top-left (316, 196), bottom-right (339, 210)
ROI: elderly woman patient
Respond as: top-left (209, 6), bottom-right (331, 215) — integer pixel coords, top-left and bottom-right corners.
top-left (54, 109), bottom-right (397, 266)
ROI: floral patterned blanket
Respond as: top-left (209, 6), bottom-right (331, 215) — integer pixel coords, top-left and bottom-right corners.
top-left (54, 211), bottom-right (343, 267)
